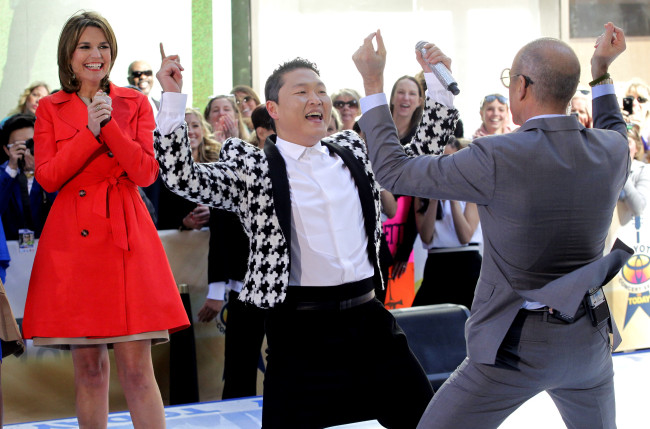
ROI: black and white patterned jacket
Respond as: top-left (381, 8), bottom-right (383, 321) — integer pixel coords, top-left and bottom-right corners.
top-left (154, 97), bottom-right (458, 308)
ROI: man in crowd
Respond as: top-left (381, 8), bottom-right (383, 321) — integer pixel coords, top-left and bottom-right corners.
top-left (127, 60), bottom-right (159, 113)
top-left (1, 114), bottom-right (56, 241)
top-left (354, 23), bottom-right (630, 429)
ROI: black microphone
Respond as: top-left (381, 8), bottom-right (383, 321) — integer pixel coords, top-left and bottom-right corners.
top-left (415, 41), bottom-right (460, 95)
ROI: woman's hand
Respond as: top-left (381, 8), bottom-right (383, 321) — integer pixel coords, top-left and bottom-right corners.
top-left (221, 115), bottom-right (239, 139)
top-left (156, 43), bottom-right (184, 93)
top-left (214, 116), bottom-right (239, 141)
top-left (87, 91), bottom-right (113, 136)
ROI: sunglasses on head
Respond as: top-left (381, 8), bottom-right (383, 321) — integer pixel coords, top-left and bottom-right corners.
top-left (482, 94), bottom-right (508, 107)
top-left (334, 100), bottom-right (359, 109)
top-left (131, 70), bottom-right (153, 78)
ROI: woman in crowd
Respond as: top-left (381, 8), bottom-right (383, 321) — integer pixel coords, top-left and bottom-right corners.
top-left (570, 91), bottom-right (592, 128)
top-left (1, 82), bottom-right (50, 128)
top-left (204, 95), bottom-right (250, 142)
top-left (381, 76), bottom-right (425, 284)
top-left (472, 93), bottom-right (515, 138)
top-left (390, 75), bottom-right (423, 143)
top-left (331, 88), bottom-right (361, 130)
top-left (620, 124), bottom-right (650, 216)
top-left (21, 11), bottom-right (189, 428)
top-left (8, 82), bottom-right (50, 116)
top-left (412, 137), bottom-right (482, 310)
top-left (625, 79), bottom-right (650, 145)
top-left (327, 107), bottom-right (342, 136)
top-left (231, 85), bottom-right (261, 132)
top-left (155, 108), bottom-right (219, 230)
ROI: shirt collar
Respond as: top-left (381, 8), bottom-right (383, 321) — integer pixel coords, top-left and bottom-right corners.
top-left (275, 136), bottom-right (328, 161)
top-left (526, 113), bottom-right (565, 122)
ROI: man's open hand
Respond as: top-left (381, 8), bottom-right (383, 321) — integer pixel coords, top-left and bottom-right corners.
top-left (352, 30), bottom-right (386, 96)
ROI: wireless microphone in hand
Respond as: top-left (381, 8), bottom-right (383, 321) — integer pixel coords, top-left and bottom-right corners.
top-left (415, 41), bottom-right (460, 95)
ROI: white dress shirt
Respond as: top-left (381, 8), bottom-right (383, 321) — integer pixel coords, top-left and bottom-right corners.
top-left (156, 92), bottom-right (374, 288)
top-left (275, 137), bottom-right (374, 286)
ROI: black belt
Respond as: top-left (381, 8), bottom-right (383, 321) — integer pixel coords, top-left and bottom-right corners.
top-left (522, 302), bottom-right (587, 324)
top-left (283, 278), bottom-right (376, 311)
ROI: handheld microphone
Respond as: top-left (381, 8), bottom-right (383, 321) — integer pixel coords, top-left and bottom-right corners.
top-left (415, 41), bottom-right (460, 95)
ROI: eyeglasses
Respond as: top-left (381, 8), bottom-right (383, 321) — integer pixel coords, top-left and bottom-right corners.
top-left (131, 70), bottom-right (153, 78)
top-left (500, 68), bottom-right (534, 89)
top-left (481, 94), bottom-right (508, 107)
top-left (333, 100), bottom-right (359, 109)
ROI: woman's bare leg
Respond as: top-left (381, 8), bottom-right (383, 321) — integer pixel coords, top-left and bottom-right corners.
top-left (113, 340), bottom-right (165, 428)
top-left (71, 345), bottom-right (110, 429)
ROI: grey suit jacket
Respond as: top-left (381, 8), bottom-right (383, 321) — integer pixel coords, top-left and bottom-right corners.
top-left (360, 93), bottom-right (632, 364)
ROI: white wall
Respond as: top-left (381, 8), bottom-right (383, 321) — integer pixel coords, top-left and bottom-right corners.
top-left (0, 0), bottom-right (192, 117)
top-left (251, 0), bottom-right (547, 136)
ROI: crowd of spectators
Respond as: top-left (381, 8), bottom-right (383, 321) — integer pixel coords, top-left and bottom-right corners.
top-left (1, 34), bottom-right (650, 411)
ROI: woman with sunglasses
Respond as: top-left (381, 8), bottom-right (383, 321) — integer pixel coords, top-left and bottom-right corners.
top-left (472, 93), bottom-right (515, 138)
top-left (204, 95), bottom-right (250, 142)
top-left (625, 80), bottom-right (650, 146)
top-left (231, 85), bottom-right (262, 132)
top-left (331, 88), bottom-right (361, 130)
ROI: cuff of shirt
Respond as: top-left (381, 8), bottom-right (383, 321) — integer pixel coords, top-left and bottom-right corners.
top-left (156, 92), bottom-right (188, 136)
top-left (4, 165), bottom-right (18, 178)
top-left (591, 83), bottom-right (615, 99)
top-left (424, 72), bottom-right (455, 108)
top-left (360, 92), bottom-right (388, 114)
top-left (207, 282), bottom-right (227, 301)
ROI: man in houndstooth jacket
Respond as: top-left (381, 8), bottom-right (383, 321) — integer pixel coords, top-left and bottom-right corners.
top-left (155, 49), bottom-right (458, 428)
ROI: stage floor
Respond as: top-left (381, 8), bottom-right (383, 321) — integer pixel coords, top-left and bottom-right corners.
top-left (8, 349), bottom-right (649, 428)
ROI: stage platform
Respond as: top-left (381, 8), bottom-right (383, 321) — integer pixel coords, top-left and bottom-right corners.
top-left (7, 349), bottom-right (649, 428)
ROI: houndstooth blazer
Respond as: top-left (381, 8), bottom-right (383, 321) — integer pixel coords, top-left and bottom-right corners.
top-left (154, 97), bottom-right (458, 308)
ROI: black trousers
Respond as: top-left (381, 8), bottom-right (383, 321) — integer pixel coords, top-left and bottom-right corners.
top-left (222, 290), bottom-right (267, 399)
top-left (413, 250), bottom-right (482, 310)
top-left (262, 287), bottom-right (433, 429)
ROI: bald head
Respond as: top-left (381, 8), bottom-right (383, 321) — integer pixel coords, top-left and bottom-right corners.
top-left (513, 38), bottom-right (580, 109)
top-left (127, 60), bottom-right (154, 95)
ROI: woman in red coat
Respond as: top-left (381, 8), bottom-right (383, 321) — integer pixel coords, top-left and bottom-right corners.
top-left (22, 11), bottom-right (189, 427)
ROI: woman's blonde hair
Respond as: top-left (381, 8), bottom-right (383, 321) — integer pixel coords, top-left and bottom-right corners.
top-left (185, 108), bottom-right (221, 163)
top-left (57, 11), bottom-right (118, 93)
top-left (9, 82), bottom-right (50, 115)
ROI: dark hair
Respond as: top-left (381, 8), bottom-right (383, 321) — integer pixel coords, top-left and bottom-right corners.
top-left (389, 75), bottom-right (423, 137)
top-left (264, 58), bottom-right (320, 103)
top-left (57, 11), bottom-right (118, 93)
top-left (0, 114), bottom-right (35, 164)
top-left (1, 114), bottom-right (36, 148)
top-left (251, 104), bottom-right (274, 132)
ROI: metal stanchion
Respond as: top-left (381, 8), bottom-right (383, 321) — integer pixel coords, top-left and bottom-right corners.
top-left (169, 283), bottom-right (199, 405)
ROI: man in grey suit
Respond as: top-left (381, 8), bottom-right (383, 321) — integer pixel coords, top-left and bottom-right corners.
top-left (353, 23), bottom-right (631, 429)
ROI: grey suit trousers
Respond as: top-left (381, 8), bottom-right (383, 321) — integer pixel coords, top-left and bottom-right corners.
top-left (417, 309), bottom-right (615, 429)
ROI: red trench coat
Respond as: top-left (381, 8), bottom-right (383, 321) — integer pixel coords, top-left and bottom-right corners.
top-left (22, 84), bottom-right (189, 339)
